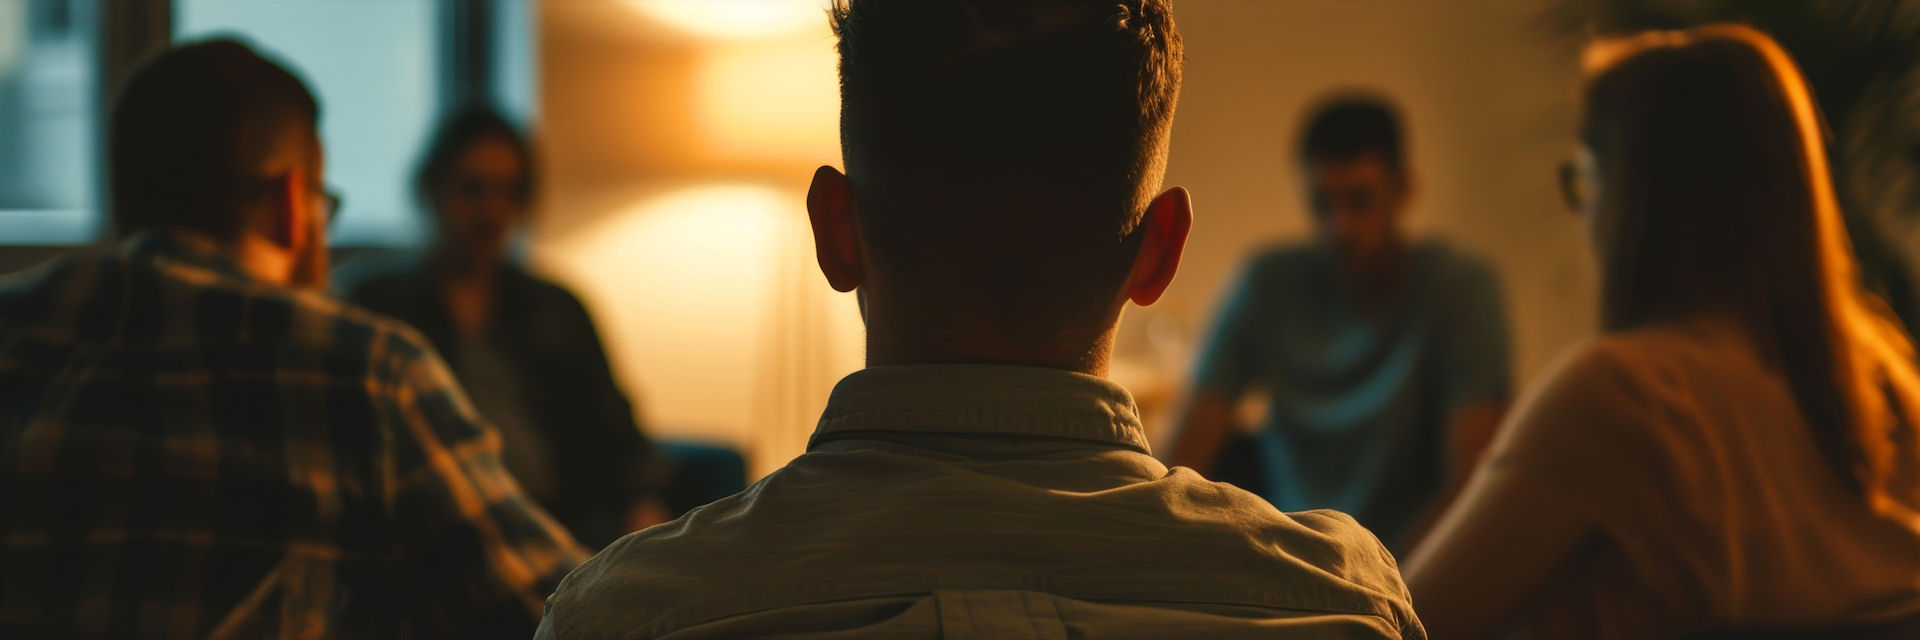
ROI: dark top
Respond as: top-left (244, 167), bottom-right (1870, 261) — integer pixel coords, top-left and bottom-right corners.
top-left (338, 254), bottom-right (667, 549)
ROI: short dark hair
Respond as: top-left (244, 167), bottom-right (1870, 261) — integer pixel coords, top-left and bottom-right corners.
top-left (109, 38), bottom-right (319, 241)
top-left (414, 106), bottom-right (535, 208)
top-left (1297, 94), bottom-right (1405, 173)
top-left (829, 0), bottom-right (1183, 324)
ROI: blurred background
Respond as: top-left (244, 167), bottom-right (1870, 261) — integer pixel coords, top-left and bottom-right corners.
top-left (1, 0), bottom-right (1915, 479)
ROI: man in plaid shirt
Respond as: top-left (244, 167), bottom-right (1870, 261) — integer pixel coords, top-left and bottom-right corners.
top-left (0, 40), bottom-right (585, 639)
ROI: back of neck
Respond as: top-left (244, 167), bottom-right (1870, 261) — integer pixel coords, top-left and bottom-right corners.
top-left (864, 323), bottom-right (1116, 377)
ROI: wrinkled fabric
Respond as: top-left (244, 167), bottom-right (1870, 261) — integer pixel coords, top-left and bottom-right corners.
top-left (539, 364), bottom-right (1424, 639)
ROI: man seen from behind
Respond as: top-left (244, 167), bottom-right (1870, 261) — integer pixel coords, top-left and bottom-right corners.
top-left (537, 2), bottom-right (1424, 638)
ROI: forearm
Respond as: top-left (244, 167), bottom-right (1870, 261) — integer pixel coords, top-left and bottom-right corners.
top-left (1447, 402), bottom-right (1506, 479)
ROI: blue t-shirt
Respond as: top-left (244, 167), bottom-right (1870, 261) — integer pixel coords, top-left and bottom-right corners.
top-left (1191, 239), bottom-right (1512, 547)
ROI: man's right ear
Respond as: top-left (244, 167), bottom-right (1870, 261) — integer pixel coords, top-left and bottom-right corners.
top-left (806, 166), bottom-right (863, 293)
top-left (264, 170), bottom-right (307, 252)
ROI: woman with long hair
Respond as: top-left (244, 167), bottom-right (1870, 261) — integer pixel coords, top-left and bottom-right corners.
top-left (1405, 25), bottom-right (1920, 638)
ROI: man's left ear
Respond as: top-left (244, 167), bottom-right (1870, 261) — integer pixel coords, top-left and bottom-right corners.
top-left (807, 165), bottom-right (864, 293)
top-left (1126, 186), bottom-right (1192, 307)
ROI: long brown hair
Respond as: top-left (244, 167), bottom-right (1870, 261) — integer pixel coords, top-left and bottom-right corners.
top-left (1582, 24), bottom-right (1920, 523)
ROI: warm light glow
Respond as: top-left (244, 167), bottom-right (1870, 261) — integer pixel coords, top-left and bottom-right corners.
top-left (536, 184), bottom-right (804, 447)
top-left (695, 39), bottom-right (841, 163)
top-left (536, 183), bottom-right (866, 477)
top-left (622, 0), bottom-right (827, 41)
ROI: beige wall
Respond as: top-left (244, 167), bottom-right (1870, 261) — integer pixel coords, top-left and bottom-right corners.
top-left (531, 0), bottom-right (1600, 475)
top-left (1132, 0), bottom-right (1598, 430)
top-left (531, 2), bottom-right (854, 478)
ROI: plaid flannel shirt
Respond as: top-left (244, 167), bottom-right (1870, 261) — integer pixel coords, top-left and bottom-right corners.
top-left (0, 230), bottom-right (587, 639)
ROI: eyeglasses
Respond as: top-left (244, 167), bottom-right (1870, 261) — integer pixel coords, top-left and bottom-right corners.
top-left (1557, 160), bottom-right (1587, 213)
top-left (317, 185), bottom-right (344, 228)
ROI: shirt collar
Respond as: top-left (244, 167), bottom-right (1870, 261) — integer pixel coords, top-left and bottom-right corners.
top-left (122, 228), bottom-right (257, 283)
top-left (810, 364), bottom-right (1149, 453)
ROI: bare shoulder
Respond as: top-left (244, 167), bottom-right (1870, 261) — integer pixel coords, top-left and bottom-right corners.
top-left (1535, 323), bottom-right (1734, 407)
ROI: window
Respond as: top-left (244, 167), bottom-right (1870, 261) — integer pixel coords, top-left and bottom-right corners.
top-left (174, 0), bottom-right (534, 247)
top-left (176, 0), bottom-right (440, 247)
top-left (0, 0), bottom-right (532, 247)
top-left (0, 0), bottom-right (102, 245)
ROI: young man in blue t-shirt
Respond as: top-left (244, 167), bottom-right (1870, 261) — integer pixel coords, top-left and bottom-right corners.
top-left (1168, 94), bottom-right (1514, 552)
